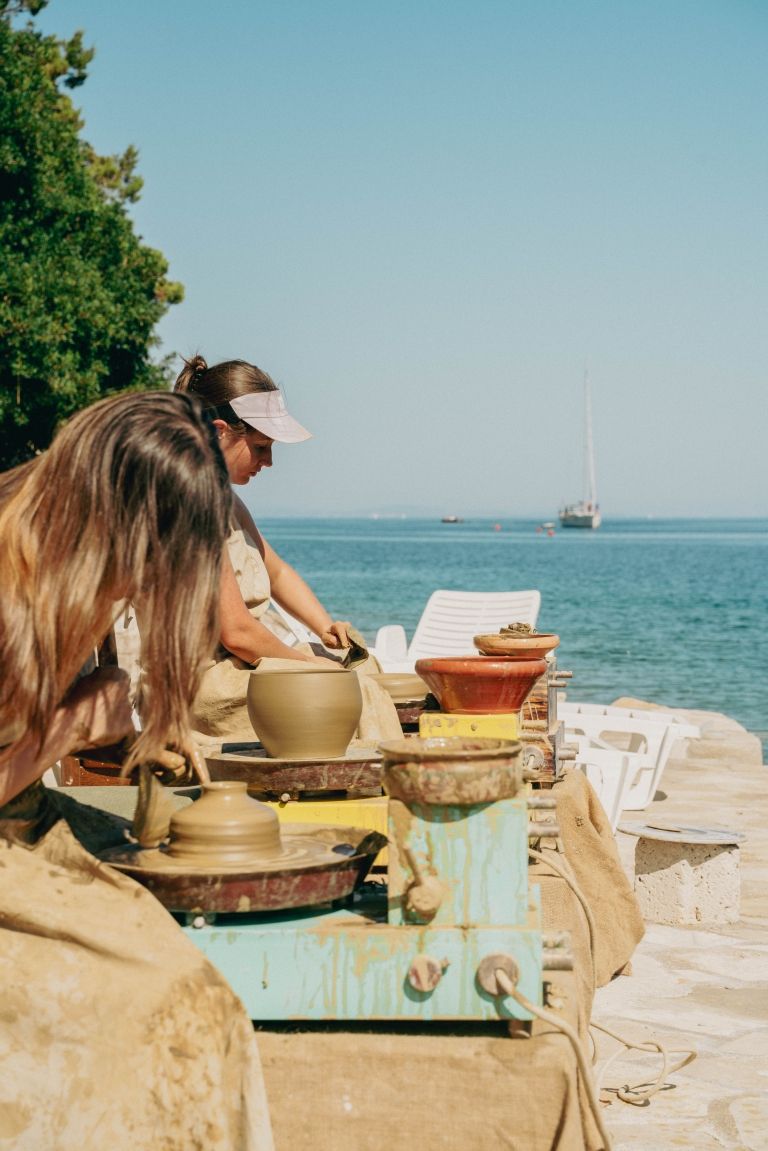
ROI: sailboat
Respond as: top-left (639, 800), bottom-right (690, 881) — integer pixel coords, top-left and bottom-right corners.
top-left (559, 371), bottom-right (601, 529)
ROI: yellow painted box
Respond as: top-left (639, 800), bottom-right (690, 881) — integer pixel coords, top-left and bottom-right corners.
top-left (418, 712), bottom-right (520, 740)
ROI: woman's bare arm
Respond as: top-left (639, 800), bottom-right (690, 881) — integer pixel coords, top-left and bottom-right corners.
top-left (0, 668), bottom-right (134, 806)
top-left (218, 552), bottom-right (319, 663)
top-left (232, 497), bottom-right (353, 649)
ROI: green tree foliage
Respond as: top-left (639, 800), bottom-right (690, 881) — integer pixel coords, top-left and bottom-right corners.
top-left (0, 0), bottom-right (183, 467)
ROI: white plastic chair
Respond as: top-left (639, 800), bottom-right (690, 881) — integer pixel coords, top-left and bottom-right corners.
top-left (558, 701), bottom-right (695, 729)
top-left (571, 737), bottom-right (632, 833)
top-left (371, 589), bottom-right (542, 673)
top-left (561, 712), bottom-right (699, 810)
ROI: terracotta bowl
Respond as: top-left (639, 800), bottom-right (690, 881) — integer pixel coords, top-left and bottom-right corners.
top-left (472, 632), bottom-right (560, 660)
top-left (369, 672), bottom-right (429, 704)
top-left (414, 656), bottom-right (547, 714)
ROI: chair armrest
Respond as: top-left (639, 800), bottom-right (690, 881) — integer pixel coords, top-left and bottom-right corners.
top-left (371, 624), bottom-right (411, 671)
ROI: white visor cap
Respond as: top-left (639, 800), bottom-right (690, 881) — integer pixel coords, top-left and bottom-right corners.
top-left (229, 389), bottom-right (312, 443)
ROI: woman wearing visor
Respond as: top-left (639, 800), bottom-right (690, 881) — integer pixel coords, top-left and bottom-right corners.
top-left (174, 356), bottom-right (360, 741)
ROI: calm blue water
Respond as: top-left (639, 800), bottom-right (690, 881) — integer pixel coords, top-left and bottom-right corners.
top-left (258, 517), bottom-right (768, 757)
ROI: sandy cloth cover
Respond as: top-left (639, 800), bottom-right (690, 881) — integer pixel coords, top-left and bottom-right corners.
top-left (0, 785), bottom-right (273, 1151)
top-left (552, 767), bottom-right (645, 987)
top-left (192, 529), bottom-right (401, 745)
top-left (257, 1024), bottom-right (604, 1151)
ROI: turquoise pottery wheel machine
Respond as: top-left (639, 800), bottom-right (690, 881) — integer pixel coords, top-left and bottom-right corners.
top-left (180, 737), bottom-right (568, 1023)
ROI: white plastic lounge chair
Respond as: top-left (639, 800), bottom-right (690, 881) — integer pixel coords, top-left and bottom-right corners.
top-left (558, 701), bottom-right (696, 730)
top-left (561, 712), bottom-right (700, 810)
top-left (571, 737), bottom-right (632, 833)
top-left (371, 589), bottom-right (542, 673)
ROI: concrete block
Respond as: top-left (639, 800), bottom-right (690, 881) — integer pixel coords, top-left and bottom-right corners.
top-left (634, 837), bottom-right (740, 925)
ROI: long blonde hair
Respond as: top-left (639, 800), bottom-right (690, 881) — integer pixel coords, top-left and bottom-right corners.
top-left (0, 391), bottom-right (233, 768)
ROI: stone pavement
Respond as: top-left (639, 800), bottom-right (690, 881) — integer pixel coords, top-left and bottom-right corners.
top-left (593, 706), bottom-right (767, 1151)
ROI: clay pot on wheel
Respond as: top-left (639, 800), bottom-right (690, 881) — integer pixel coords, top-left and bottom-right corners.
top-left (247, 668), bottom-right (363, 759)
top-left (169, 781), bottom-right (283, 865)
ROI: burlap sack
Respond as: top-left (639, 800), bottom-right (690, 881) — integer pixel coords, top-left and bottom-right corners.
top-left (258, 1025), bottom-right (605, 1150)
top-left (552, 768), bottom-right (645, 986)
top-left (0, 793), bottom-right (273, 1151)
top-left (535, 862), bottom-right (595, 1042)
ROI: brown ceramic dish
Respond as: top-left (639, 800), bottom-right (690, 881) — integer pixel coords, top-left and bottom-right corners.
top-left (415, 656), bottom-right (547, 714)
top-left (379, 736), bottom-right (524, 805)
top-left (472, 632), bottom-right (560, 659)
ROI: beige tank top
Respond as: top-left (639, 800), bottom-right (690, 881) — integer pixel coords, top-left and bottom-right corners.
top-left (226, 528), bottom-right (270, 619)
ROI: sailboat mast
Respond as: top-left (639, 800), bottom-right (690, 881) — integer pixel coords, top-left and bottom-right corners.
top-left (559, 369), bottom-right (601, 528)
top-left (583, 370), bottom-right (597, 506)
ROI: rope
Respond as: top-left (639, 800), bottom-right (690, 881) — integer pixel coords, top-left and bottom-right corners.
top-left (527, 840), bottom-right (697, 1113)
top-left (591, 1020), bottom-right (696, 1105)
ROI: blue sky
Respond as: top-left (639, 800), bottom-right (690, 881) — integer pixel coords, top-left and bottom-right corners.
top-left (37, 0), bottom-right (768, 517)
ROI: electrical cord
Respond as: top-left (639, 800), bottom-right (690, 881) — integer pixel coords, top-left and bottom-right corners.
top-left (494, 968), bottom-right (615, 1151)
top-left (529, 843), bottom-right (598, 988)
top-left (526, 840), bottom-right (697, 1114)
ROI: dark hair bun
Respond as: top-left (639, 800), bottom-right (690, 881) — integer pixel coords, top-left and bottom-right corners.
top-left (174, 354), bottom-right (208, 394)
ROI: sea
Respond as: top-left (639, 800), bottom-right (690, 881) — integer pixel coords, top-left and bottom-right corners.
top-left (257, 516), bottom-right (768, 758)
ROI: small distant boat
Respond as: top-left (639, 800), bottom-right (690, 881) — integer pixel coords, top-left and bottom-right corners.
top-left (559, 371), bottom-right (601, 530)
top-left (441, 515), bottom-right (464, 524)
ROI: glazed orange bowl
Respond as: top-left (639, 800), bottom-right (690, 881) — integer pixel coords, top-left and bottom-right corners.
top-left (414, 656), bottom-right (548, 714)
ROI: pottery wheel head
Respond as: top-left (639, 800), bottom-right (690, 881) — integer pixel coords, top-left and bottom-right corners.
top-left (168, 780), bottom-right (284, 865)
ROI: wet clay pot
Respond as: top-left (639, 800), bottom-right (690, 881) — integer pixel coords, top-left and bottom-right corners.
top-left (168, 781), bottom-right (283, 865)
top-left (247, 668), bottom-right (363, 759)
top-left (379, 736), bottom-right (523, 806)
top-left (414, 656), bottom-right (547, 714)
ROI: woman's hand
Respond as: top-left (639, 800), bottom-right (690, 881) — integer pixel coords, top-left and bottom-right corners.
top-left (320, 620), bottom-right (353, 649)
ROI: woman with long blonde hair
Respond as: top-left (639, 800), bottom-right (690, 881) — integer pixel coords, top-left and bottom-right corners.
top-left (0, 390), bottom-right (232, 796)
top-left (0, 392), bottom-right (273, 1150)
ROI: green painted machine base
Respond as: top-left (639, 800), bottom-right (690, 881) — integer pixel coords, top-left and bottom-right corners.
top-left (182, 887), bottom-right (543, 1022)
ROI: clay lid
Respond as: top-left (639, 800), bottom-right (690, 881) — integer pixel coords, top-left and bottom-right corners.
top-left (618, 820), bottom-right (747, 846)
